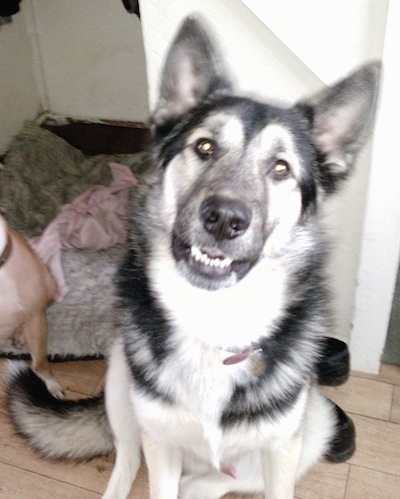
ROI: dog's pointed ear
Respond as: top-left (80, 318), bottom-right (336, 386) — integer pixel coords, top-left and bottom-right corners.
top-left (299, 63), bottom-right (380, 191)
top-left (153, 16), bottom-right (233, 125)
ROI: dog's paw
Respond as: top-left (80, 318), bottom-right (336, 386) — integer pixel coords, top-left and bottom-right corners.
top-left (44, 378), bottom-right (65, 400)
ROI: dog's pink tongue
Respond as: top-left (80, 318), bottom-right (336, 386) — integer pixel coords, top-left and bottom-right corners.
top-left (219, 464), bottom-right (237, 479)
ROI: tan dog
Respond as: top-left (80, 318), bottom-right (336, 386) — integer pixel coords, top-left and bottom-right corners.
top-left (0, 215), bottom-right (63, 398)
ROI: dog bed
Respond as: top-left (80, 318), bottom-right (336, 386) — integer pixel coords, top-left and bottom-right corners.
top-left (0, 121), bottom-right (148, 360)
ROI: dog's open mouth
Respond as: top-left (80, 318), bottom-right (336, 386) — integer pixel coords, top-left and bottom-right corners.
top-left (172, 235), bottom-right (254, 288)
top-left (190, 245), bottom-right (233, 276)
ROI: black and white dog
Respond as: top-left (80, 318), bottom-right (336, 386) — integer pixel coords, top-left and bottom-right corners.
top-left (7, 16), bottom-right (379, 499)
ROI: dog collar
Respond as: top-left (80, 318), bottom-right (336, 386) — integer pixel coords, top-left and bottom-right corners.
top-left (0, 234), bottom-right (12, 268)
top-left (223, 345), bottom-right (258, 365)
top-left (222, 342), bottom-right (266, 376)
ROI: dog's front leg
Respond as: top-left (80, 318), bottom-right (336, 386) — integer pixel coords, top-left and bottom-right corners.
top-left (262, 431), bottom-right (303, 499)
top-left (23, 312), bottom-right (64, 399)
top-left (142, 431), bottom-right (183, 499)
top-left (103, 340), bottom-right (142, 499)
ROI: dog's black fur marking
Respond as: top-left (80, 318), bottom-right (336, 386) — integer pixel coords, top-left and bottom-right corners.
top-left (117, 249), bottom-right (175, 403)
top-left (220, 380), bottom-right (304, 427)
top-left (221, 250), bottom-right (328, 427)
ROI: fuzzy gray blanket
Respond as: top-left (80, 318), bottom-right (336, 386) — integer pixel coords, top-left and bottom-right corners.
top-left (0, 122), bottom-right (147, 360)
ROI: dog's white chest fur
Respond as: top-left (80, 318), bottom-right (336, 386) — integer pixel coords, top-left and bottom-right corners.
top-left (134, 357), bottom-right (230, 469)
top-left (131, 340), bottom-right (307, 474)
top-left (138, 238), bottom-right (293, 471)
top-left (149, 248), bottom-right (286, 350)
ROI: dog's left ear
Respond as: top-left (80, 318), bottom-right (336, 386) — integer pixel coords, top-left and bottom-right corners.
top-left (299, 63), bottom-right (380, 192)
top-left (153, 16), bottom-right (233, 125)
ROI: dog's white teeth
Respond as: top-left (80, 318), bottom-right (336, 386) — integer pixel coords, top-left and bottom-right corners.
top-left (191, 246), bottom-right (203, 261)
top-left (191, 246), bottom-right (232, 268)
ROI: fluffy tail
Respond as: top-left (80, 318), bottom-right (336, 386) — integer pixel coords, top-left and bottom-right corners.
top-left (6, 362), bottom-right (114, 460)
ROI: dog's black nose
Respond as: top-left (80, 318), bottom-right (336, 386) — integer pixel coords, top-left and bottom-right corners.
top-left (200, 195), bottom-right (252, 240)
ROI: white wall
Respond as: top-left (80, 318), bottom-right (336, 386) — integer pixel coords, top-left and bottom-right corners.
top-left (30, 0), bottom-right (149, 122)
top-left (0, 10), bottom-right (40, 153)
top-left (244, 0), bottom-right (388, 83)
top-left (350, 0), bottom-right (400, 372)
top-left (0, 0), bottom-right (149, 154)
top-left (140, 0), bottom-right (324, 110)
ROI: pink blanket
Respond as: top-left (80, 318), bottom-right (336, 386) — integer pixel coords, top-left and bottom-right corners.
top-left (30, 162), bottom-right (137, 301)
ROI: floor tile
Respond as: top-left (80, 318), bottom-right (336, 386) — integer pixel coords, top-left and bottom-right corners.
top-left (379, 364), bottom-right (400, 386)
top-left (295, 461), bottom-right (349, 499)
top-left (49, 359), bottom-right (107, 395)
top-left (349, 415), bottom-right (400, 476)
top-left (322, 376), bottom-right (393, 421)
top-left (346, 465), bottom-right (400, 498)
top-left (391, 386), bottom-right (400, 424)
top-left (0, 461), bottom-right (100, 498)
top-left (130, 460), bottom-right (150, 497)
top-left (353, 363), bottom-right (400, 386)
top-left (92, 371), bottom-right (107, 396)
top-left (0, 414), bottom-right (113, 494)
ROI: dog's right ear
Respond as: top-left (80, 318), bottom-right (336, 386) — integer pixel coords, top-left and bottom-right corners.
top-left (299, 62), bottom-right (381, 194)
top-left (153, 16), bottom-right (233, 125)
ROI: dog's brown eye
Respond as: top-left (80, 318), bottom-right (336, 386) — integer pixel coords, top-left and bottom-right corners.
top-left (195, 138), bottom-right (216, 158)
top-left (273, 159), bottom-right (290, 177)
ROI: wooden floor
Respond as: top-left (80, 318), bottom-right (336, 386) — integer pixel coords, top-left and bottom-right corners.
top-left (1, 358), bottom-right (400, 498)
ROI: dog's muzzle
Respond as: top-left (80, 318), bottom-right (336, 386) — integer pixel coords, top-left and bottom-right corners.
top-left (200, 195), bottom-right (252, 241)
top-left (172, 195), bottom-right (258, 290)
